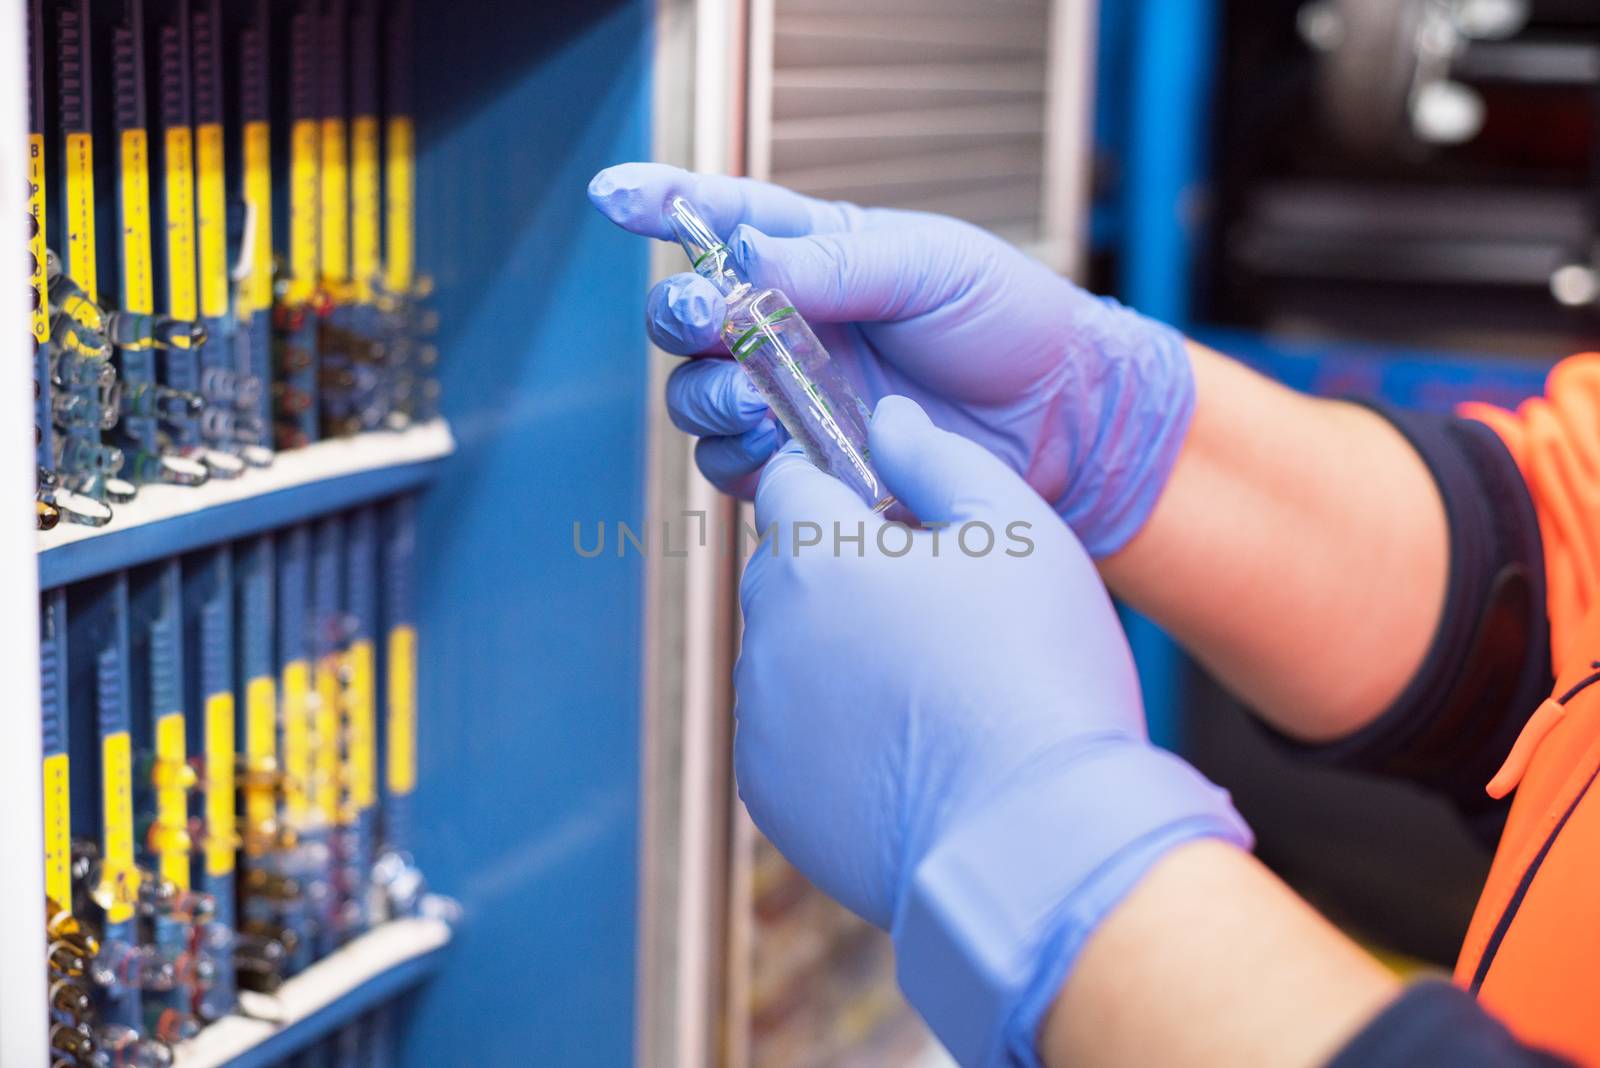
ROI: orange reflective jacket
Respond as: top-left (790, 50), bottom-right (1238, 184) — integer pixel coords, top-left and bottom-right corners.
top-left (1457, 354), bottom-right (1600, 1064)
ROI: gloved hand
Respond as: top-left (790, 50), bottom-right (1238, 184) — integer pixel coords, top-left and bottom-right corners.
top-left (734, 395), bottom-right (1251, 1067)
top-left (588, 162), bottom-right (1193, 557)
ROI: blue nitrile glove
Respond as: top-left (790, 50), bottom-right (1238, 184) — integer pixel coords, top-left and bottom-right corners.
top-left (588, 162), bottom-right (1193, 557)
top-left (734, 395), bottom-right (1251, 1067)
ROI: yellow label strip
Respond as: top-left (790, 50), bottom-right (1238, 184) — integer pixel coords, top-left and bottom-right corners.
top-left (384, 117), bottom-right (414, 295)
top-left (350, 116), bottom-right (380, 303)
top-left (386, 625), bottom-right (417, 795)
top-left (42, 752), bottom-right (70, 909)
top-left (282, 659), bottom-right (312, 825)
top-left (101, 731), bottom-right (139, 924)
top-left (29, 133), bottom-right (49, 341)
top-left (164, 126), bottom-right (198, 320)
top-left (155, 712), bottom-right (190, 889)
top-left (347, 638), bottom-right (376, 811)
top-left (289, 120), bottom-right (319, 303)
top-left (320, 118), bottom-right (349, 290)
top-left (205, 692), bottom-right (236, 877)
top-left (196, 123), bottom-right (228, 319)
top-left (119, 130), bottom-right (155, 315)
top-left (64, 132), bottom-right (97, 304)
top-left (243, 121), bottom-right (273, 316)
top-left (315, 657), bottom-right (342, 826)
top-left (245, 675), bottom-right (277, 838)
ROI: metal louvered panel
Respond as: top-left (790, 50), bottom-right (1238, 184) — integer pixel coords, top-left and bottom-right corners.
top-left (754, 0), bottom-right (1082, 257)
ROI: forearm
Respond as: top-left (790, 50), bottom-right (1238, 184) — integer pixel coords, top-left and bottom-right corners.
top-left (1040, 840), bottom-right (1398, 1068)
top-left (1101, 343), bottom-right (1449, 742)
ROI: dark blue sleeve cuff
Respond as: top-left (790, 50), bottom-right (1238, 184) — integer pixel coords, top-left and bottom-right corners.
top-left (1261, 408), bottom-right (1551, 826)
top-left (1327, 981), bottom-right (1572, 1068)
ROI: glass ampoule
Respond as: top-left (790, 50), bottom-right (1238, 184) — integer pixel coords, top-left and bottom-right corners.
top-left (46, 250), bottom-right (207, 351)
top-left (48, 977), bottom-right (91, 1022)
top-left (103, 310), bottom-right (207, 351)
top-left (665, 196), bottom-right (892, 513)
top-left (122, 382), bottom-right (204, 424)
top-left (52, 389), bottom-right (119, 431)
top-left (56, 436), bottom-right (124, 477)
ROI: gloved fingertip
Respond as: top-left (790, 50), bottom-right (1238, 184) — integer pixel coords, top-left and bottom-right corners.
top-left (585, 167), bottom-right (619, 201)
top-left (727, 224), bottom-right (772, 277)
top-left (870, 394), bottom-right (932, 436)
top-left (733, 373), bottom-right (768, 421)
top-left (669, 277), bottom-right (717, 331)
top-left (588, 162), bottom-right (691, 237)
top-left (752, 439), bottom-right (814, 503)
top-left (586, 165), bottom-right (638, 219)
top-left (746, 419), bottom-right (780, 455)
top-left (726, 226), bottom-right (859, 320)
top-left (767, 438), bottom-right (808, 467)
top-left (867, 395), bottom-right (936, 473)
top-left (647, 275), bottom-right (724, 354)
top-left (693, 423), bottom-right (780, 490)
top-left (667, 359), bottom-right (771, 435)
top-left (867, 395), bottom-right (1011, 524)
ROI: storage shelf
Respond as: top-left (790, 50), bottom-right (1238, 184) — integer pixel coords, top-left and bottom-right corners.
top-left (38, 421), bottom-right (455, 589)
top-left (172, 916), bottom-right (454, 1068)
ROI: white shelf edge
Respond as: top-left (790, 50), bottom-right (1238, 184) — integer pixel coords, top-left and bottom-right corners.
top-left (172, 916), bottom-right (453, 1068)
top-left (38, 420), bottom-right (456, 554)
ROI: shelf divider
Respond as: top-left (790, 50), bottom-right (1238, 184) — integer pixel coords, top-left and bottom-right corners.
top-left (39, 421), bottom-right (454, 589)
top-left (172, 915), bottom-right (453, 1068)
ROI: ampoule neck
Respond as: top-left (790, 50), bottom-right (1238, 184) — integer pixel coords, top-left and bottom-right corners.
top-left (692, 253), bottom-right (746, 300)
top-left (667, 196), bottom-right (754, 300)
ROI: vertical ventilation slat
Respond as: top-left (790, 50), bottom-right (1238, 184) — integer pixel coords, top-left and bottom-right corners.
top-left (40, 600), bottom-right (64, 754)
top-left (97, 644), bottom-right (123, 735)
top-left (152, 607), bottom-right (179, 714)
top-left (203, 598), bottom-right (228, 692)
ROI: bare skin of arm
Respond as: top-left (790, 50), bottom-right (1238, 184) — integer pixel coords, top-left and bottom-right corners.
top-left (1040, 840), bottom-right (1400, 1068)
top-left (1101, 343), bottom-right (1450, 742)
top-left (1033, 347), bottom-right (1443, 1065)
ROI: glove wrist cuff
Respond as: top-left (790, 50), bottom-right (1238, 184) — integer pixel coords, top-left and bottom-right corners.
top-left (1055, 305), bottom-right (1194, 558)
top-left (891, 742), bottom-right (1251, 1068)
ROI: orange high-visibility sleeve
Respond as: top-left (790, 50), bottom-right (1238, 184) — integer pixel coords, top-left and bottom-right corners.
top-left (1455, 355), bottom-right (1600, 1064)
top-left (1461, 353), bottom-right (1600, 674)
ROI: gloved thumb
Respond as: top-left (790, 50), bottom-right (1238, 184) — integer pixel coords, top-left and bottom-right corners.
top-left (729, 224), bottom-right (953, 325)
top-left (753, 440), bottom-right (874, 535)
top-left (869, 395), bottom-right (1038, 526)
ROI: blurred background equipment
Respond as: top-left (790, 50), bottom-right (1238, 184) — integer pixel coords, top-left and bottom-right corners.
top-left (11, 0), bottom-right (470, 1063)
top-left (1215, 0), bottom-right (1600, 354)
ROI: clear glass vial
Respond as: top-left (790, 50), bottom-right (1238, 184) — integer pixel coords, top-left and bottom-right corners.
top-left (666, 196), bottom-right (893, 513)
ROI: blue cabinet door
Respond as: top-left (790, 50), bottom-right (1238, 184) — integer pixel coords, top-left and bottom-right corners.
top-left (408, 2), bottom-right (653, 1063)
